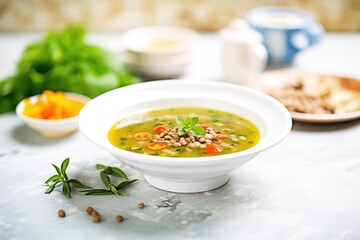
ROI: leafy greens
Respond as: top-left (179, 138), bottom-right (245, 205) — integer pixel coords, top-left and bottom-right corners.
top-left (0, 25), bottom-right (140, 113)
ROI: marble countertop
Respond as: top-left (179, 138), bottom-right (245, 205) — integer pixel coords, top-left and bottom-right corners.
top-left (0, 32), bottom-right (360, 240)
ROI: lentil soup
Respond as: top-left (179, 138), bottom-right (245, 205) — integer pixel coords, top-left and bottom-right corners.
top-left (108, 107), bottom-right (260, 157)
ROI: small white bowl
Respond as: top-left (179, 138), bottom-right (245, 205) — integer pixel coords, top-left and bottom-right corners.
top-left (16, 92), bottom-right (90, 138)
top-left (123, 60), bottom-right (190, 79)
top-left (122, 25), bottom-right (199, 56)
top-left (79, 80), bottom-right (292, 193)
top-left (121, 25), bottom-right (199, 79)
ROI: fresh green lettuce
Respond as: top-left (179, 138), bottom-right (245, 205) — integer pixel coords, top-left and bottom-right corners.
top-left (0, 25), bottom-right (140, 113)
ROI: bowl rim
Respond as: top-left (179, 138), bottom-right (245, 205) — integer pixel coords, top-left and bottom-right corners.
top-left (246, 6), bottom-right (315, 30)
top-left (121, 53), bottom-right (192, 67)
top-left (79, 80), bottom-right (292, 164)
top-left (121, 25), bottom-right (200, 55)
top-left (16, 92), bottom-right (91, 124)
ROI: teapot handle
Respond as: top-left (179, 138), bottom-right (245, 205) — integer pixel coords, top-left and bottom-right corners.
top-left (249, 43), bottom-right (268, 71)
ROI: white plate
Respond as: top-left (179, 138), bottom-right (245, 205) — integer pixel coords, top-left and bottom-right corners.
top-left (290, 111), bottom-right (360, 123)
top-left (247, 68), bottom-right (360, 123)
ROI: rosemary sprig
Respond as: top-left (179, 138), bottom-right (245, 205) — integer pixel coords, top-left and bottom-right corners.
top-left (45, 158), bottom-right (91, 198)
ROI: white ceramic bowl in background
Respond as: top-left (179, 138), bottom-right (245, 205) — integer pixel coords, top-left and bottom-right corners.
top-left (79, 80), bottom-right (292, 193)
top-left (123, 60), bottom-right (190, 79)
top-left (121, 25), bottom-right (199, 79)
top-left (16, 92), bottom-right (90, 138)
top-left (122, 25), bottom-right (199, 55)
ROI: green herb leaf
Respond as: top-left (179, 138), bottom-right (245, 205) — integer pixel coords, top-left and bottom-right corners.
top-left (60, 157), bottom-right (70, 177)
top-left (60, 157), bottom-right (70, 180)
top-left (116, 179), bottom-right (138, 190)
top-left (99, 166), bottom-right (113, 175)
top-left (189, 126), bottom-right (206, 137)
top-left (178, 129), bottom-right (186, 136)
top-left (191, 117), bottom-right (199, 126)
top-left (185, 117), bottom-right (192, 127)
top-left (177, 116), bottom-right (205, 137)
top-left (62, 182), bottom-right (72, 199)
top-left (96, 164), bottom-right (128, 179)
top-left (45, 180), bottom-right (61, 194)
top-left (115, 191), bottom-right (129, 197)
top-left (95, 164), bottom-right (106, 170)
top-left (176, 116), bottom-right (185, 126)
top-left (176, 148), bottom-right (186, 153)
top-left (81, 189), bottom-right (114, 195)
top-left (100, 171), bottom-right (111, 186)
top-left (67, 179), bottom-right (92, 189)
top-left (45, 174), bottom-right (61, 184)
top-left (110, 167), bottom-right (128, 180)
top-left (51, 164), bottom-right (61, 176)
top-left (45, 184), bottom-right (56, 194)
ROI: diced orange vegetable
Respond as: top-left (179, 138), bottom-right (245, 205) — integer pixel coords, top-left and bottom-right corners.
top-left (22, 90), bottom-right (85, 120)
top-left (201, 124), bottom-right (215, 131)
top-left (146, 142), bottom-right (167, 151)
top-left (216, 134), bottom-right (229, 140)
top-left (204, 144), bottom-right (224, 154)
top-left (134, 132), bottom-right (153, 141)
top-left (153, 126), bottom-right (169, 134)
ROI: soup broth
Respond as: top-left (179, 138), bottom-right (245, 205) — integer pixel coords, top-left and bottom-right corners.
top-left (108, 107), bottom-right (260, 157)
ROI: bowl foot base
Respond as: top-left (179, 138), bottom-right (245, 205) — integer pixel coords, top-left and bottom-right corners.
top-left (143, 174), bottom-right (230, 193)
top-left (39, 130), bottom-right (76, 138)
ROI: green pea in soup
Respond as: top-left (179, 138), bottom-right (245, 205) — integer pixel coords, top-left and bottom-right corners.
top-left (108, 107), bottom-right (260, 157)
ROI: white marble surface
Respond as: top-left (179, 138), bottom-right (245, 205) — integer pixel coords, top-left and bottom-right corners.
top-left (0, 32), bottom-right (360, 240)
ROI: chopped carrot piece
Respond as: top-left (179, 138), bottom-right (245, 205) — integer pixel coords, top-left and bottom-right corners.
top-left (22, 90), bottom-right (85, 120)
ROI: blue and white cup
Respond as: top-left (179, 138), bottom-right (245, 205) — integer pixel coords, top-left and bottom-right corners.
top-left (246, 7), bottom-right (324, 63)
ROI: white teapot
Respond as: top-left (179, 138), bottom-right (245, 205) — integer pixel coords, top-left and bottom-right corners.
top-left (219, 19), bottom-right (268, 85)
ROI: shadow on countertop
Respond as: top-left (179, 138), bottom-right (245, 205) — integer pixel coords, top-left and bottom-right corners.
top-left (292, 118), bottom-right (360, 132)
top-left (11, 124), bottom-right (76, 145)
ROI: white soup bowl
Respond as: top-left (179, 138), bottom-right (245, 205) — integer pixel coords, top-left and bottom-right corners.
top-left (78, 80), bottom-right (292, 193)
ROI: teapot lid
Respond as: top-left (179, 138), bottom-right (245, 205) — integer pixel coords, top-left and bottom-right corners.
top-left (220, 19), bottom-right (263, 43)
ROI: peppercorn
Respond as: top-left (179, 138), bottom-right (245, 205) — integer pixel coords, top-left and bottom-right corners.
top-left (58, 209), bottom-right (66, 218)
top-left (91, 210), bottom-right (100, 217)
top-left (86, 207), bottom-right (94, 215)
top-left (90, 210), bottom-right (102, 223)
top-left (116, 215), bottom-right (124, 222)
top-left (92, 214), bottom-right (101, 223)
top-left (138, 202), bottom-right (145, 209)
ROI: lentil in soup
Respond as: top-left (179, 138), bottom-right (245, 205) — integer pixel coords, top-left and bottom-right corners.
top-left (108, 107), bottom-right (260, 157)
